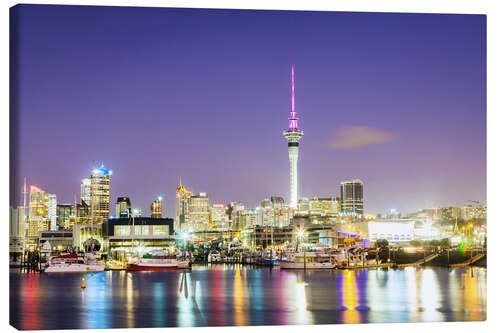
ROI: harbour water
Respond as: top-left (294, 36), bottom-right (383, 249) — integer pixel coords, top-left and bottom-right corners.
top-left (10, 265), bottom-right (486, 330)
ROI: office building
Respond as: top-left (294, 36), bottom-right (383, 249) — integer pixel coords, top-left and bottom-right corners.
top-left (102, 217), bottom-right (175, 254)
top-left (56, 201), bottom-right (91, 229)
top-left (151, 197), bottom-right (163, 218)
top-left (80, 178), bottom-right (91, 205)
top-left (48, 194), bottom-right (57, 230)
top-left (340, 179), bottom-right (364, 215)
top-left (210, 203), bottom-right (229, 230)
top-left (189, 192), bottom-right (210, 231)
top-left (27, 186), bottom-right (50, 238)
top-left (116, 197), bottom-right (132, 218)
top-left (175, 180), bottom-right (192, 231)
top-left (90, 164), bottom-right (112, 223)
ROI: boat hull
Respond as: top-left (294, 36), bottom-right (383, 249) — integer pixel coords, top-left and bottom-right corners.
top-left (280, 262), bottom-right (335, 269)
top-left (126, 264), bottom-right (178, 271)
top-left (44, 264), bottom-right (105, 273)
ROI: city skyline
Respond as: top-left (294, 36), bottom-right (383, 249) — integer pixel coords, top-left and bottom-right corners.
top-left (10, 5), bottom-right (486, 215)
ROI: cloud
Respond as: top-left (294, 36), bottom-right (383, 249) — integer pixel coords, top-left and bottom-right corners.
top-left (327, 126), bottom-right (396, 149)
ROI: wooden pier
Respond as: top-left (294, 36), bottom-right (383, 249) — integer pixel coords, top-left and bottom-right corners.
top-left (449, 253), bottom-right (486, 268)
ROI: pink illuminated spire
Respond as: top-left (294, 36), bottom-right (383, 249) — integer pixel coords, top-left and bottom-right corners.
top-left (288, 64), bottom-right (299, 132)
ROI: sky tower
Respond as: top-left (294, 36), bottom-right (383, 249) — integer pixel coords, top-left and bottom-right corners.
top-left (283, 65), bottom-right (303, 209)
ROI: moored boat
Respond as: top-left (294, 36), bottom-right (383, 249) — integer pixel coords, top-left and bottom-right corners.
top-left (280, 251), bottom-right (335, 269)
top-left (127, 253), bottom-right (178, 270)
top-left (44, 253), bottom-right (105, 273)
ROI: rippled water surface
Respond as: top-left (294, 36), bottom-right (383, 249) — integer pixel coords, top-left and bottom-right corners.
top-left (10, 265), bottom-right (486, 330)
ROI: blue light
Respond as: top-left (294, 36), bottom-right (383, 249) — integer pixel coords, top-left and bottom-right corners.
top-left (92, 165), bottom-right (112, 176)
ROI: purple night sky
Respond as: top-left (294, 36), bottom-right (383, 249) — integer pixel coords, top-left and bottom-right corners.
top-left (10, 5), bottom-right (486, 216)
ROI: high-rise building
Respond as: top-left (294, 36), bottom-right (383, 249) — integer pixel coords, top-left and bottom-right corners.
top-left (175, 180), bottom-right (192, 231)
top-left (270, 196), bottom-right (285, 209)
top-left (116, 197), bottom-right (132, 218)
top-left (48, 194), bottom-right (57, 230)
top-left (189, 193), bottom-right (210, 231)
top-left (80, 178), bottom-right (91, 205)
top-left (151, 197), bottom-right (163, 218)
top-left (340, 179), bottom-right (364, 215)
top-left (283, 65), bottom-right (303, 209)
top-left (210, 203), bottom-right (229, 230)
top-left (27, 186), bottom-right (50, 238)
top-left (56, 201), bottom-right (90, 229)
top-left (90, 164), bottom-right (112, 223)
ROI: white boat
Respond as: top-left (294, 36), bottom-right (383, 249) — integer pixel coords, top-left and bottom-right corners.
top-left (44, 253), bottom-right (105, 273)
top-left (127, 252), bottom-right (178, 270)
top-left (280, 251), bottom-right (336, 269)
top-left (208, 252), bottom-right (221, 263)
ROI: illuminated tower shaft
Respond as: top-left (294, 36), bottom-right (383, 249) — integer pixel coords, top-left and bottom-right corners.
top-left (283, 65), bottom-right (303, 209)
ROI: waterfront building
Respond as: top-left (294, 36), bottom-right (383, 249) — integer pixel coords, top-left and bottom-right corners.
top-left (116, 197), bottom-right (132, 218)
top-left (38, 230), bottom-right (74, 253)
top-left (189, 192), bottom-right (210, 231)
top-left (48, 194), bottom-right (57, 230)
top-left (340, 179), bottom-right (364, 215)
top-left (90, 164), bottom-right (112, 224)
top-left (27, 186), bottom-right (50, 239)
top-left (337, 220), bottom-right (414, 243)
top-left (210, 203), bottom-right (229, 230)
top-left (80, 178), bottom-right (91, 205)
top-left (102, 217), bottom-right (175, 254)
top-left (151, 197), bottom-right (163, 218)
top-left (283, 65), bottom-right (304, 209)
top-left (175, 180), bottom-right (192, 231)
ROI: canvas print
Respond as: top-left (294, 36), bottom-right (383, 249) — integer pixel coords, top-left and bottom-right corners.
top-left (9, 4), bottom-right (486, 330)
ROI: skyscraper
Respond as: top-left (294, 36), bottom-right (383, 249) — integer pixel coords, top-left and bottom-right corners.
top-left (340, 179), bottom-right (364, 215)
top-left (27, 186), bottom-right (50, 238)
top-left (90, 164), bottom-right (112, 223)
top-left (151, 197), bottom-right (163, 218)
top-left (188, 193), bottom-right (210, 231)
top-left (283, 65), bottom-right (303, 209)
top-left (116, 197), bottom-right (132, 218)
top-left (80, 178), bottom-right (91, 205)
top-left (175, 180), bottom-right (192, 231)
top-left (48, 194), bottom-right (57, 230)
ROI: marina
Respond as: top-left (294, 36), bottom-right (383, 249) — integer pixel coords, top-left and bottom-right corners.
top-left (9, 265), bottom-right (486, 330)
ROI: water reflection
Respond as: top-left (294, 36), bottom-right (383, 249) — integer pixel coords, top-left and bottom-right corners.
top-left (233, 265), bottom-right (248, 326)
top-left (9, 266), bottom-right (486, 330)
